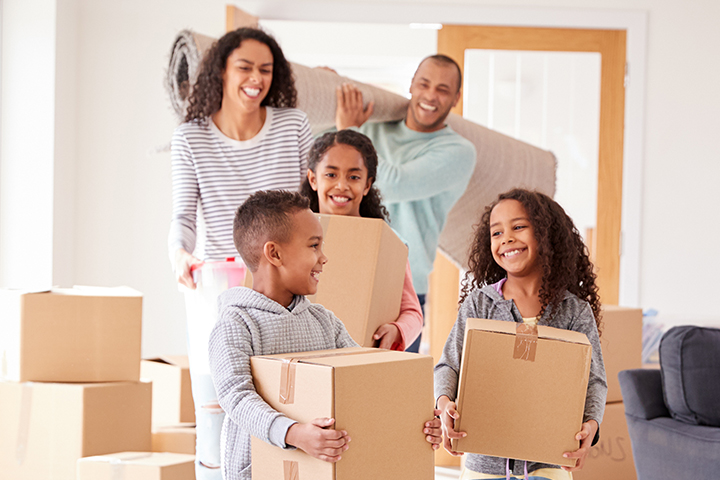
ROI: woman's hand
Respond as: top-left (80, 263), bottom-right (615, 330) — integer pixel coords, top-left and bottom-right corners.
top-left (437, 395), bottom-right (466, 456)
top-left (285, 418), bottom-right (350, 463)
top-left (561, 419), bottom-right (599, 471)
top-left (373, 323), bottom-right (401, 350)
top-left (174, 248), bottom-right (203, 289)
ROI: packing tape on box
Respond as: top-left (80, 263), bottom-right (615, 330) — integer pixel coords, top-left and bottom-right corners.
top-left (279, 359), bottom-right (299, 404)
top-left (278, 349), bottom-right (386, 404)
top-left (513, 323), bottom-right (538, 362)
top-left (16, 384), bottom-right (32, 466)
top-left (284, 460), bottom-right (299, 480)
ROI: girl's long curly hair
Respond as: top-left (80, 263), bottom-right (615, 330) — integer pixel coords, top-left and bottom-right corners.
top-left (184, 27), bottom-right (297, 123)
top-left (300, 130), bottom-right (389, 221)
top-left (460, 189), bottom-right (602, 331)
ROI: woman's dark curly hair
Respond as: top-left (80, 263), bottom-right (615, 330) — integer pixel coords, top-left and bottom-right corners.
top-left (184, 27), bottom-right (297, 123)
top-left (460, 188), bottom-right (602, 331)
top-left (300, 130), bottom-right (389, 221)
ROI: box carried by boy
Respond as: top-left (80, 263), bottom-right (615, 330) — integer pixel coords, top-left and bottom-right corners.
top-left (250, 347), bottom-right (435, 480)
top-left (452, 318), bottom-right (592, 467)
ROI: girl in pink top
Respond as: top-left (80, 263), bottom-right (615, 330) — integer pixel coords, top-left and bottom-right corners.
top-left (300, 129), bottom-right (424, 350)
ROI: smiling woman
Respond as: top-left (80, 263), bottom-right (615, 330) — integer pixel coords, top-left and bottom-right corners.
top-left (167, 27), bottom-right (313, 480)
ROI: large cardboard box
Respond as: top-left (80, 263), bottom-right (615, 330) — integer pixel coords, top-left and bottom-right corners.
top-left (0, 380), bottom-right (152, 480)
top-left (0, 286), bottom-right (143, 382)
top-left (309, 214), bottom-right (408, 347)
top-left (151, 424), bottom-right (196, 455)
top-left (141, 356), bottom-right (195, 425)
top-left (77, 452), bottom-right (195, 480)
top-left (601, 306), bottom-right (643, 403)
top-left (574, 402), bottom-right (637, 480)
top-left (250, 347), bottom-right (434, 480)
top-left (452, 318), bottom-right (591, 467)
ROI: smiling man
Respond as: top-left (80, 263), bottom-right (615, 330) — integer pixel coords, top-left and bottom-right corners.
top-left (334, 55), bottom-right (476, 352)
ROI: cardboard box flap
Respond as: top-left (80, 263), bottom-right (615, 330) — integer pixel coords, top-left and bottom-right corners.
top-left (0, 287), bottom-right (52, 295)
top-left (466, 318), bottom-right (590, 345)
top-left (81, 451), bottom-right (195, 467)
top-left (256, 347), bottom-right (414, 368)
top-left (57, 285), bottom-right (142, 297)
top-left (142, 356), bottom-right (190, 369)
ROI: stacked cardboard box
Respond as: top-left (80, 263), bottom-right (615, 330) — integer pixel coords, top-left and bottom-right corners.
top-left (141, 356), bottom-right (195, 426)
top-left (152, 424), bottom-right (197, 455)
top-left (574, 305), bottom-right (643, 480)
top-left (0, 287), bottom-right (152, 480)
top-left (77, 452), bottom-right (195, 479)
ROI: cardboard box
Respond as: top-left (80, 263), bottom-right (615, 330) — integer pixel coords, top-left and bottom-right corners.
top-left (309, 214), bottom-right (408, 347)
top-left (574, 402), bottom-right (637, 480)
top-left (141, 356), bottom-right (195, 425)
top-left (601, 306), bottom-right (643, 403)
top-left (0, 286), bottom-right (143, 382)
top-left (77, 452), bottom-right (195, 480)
top-left (452, 318), bottom-right (591, 467)
top-left (151, 424), bottom-right (196, 455)
top-left (0, 380), bottom-right (152, 480)
top-left (250, 347), bottom-right (434, 480)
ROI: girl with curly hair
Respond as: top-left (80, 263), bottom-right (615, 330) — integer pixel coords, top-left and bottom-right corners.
top-left (434, 189), bottom-right (607, 480)
top-left (300, 130), bottom-right (423, 351)
top-left (168, 27), bottom-right (312, 480)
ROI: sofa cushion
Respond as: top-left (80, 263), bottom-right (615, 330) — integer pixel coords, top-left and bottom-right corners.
top-left (660, 325), bottom-right (720, 426)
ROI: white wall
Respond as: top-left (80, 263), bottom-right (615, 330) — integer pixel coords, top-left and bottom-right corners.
top-left (3, 0), bottom-right (718, 356)
top-left (0, 0), bottom-right (57, 288)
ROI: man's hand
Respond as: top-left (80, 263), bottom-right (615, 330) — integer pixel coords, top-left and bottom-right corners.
top-left (285, 418), bottom-right (350, 463)
top-left (561, 420), bottom-right (599, 472)
top-left (437, 395), bottom-right (466, 456)
top-left (335, 83), bottom-right (374, 130)
top-left (373, 323), bottom-right (401, 350)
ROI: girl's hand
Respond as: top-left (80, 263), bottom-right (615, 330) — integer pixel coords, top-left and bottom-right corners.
top-left (285, 418), bottom-right (350, 463)
top-left (423, 409), bottom-right (443, 450)
top-left (437, 395), bottom-right (466, 456)
top-left (335, 83), bottom-right (374, 130)
top-left (174, 248), bottom-right (203, 289)
top-left (373, 323), bottom-right (401, 350)
top-left (561, 419), bottom-right (599, 471)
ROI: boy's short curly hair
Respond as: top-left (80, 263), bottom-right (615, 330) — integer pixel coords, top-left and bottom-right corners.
top-left (233, 190), bottom-right (310, 271)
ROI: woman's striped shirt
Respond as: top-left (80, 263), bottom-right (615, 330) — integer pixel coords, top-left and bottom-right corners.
top-left (168, 107), bottom-right (313, 262)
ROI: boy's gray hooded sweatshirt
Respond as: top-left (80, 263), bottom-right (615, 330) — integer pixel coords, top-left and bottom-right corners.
top-left (209, 287), bottom-right (358, 480)
top-left (434, 284), bottom-right (608, 477)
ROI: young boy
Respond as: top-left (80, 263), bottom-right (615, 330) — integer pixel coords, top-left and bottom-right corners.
top-left (209, 190), bottom-right (442, 480)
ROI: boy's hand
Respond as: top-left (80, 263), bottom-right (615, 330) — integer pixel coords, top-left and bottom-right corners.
top-left (561, 419), bottom-right (599, 471)
top-left (423, 409), bottom-right (443, 450)
top-left (373, 324), bottom-right (401, 350)
top-left (437, 395), bottom-right (466, 456)
top-left (174, 248), bottom-right (203, 289)
top-left (285, 417), bottom-right (350, 463)
top-left (335, 83), bottom-right (374, 130)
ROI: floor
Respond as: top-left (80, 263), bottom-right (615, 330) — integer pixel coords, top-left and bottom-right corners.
top-left (436, 466), bottom-right (462, 479)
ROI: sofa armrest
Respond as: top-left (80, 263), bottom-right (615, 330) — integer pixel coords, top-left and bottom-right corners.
top-left (619, 368), bottom-right (670, 420)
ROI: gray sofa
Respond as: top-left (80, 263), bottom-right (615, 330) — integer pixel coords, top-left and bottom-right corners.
top-left (618, 325), bottom-right (720, 479)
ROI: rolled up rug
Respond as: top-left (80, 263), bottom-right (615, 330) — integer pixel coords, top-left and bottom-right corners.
top-left (165, 30), bottom-right (216, 122)
top-left (165, 30), bottom-right (556, 269)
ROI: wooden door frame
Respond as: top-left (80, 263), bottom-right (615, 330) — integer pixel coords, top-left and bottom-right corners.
top-left (438, 25), bottom-right (626, 305)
